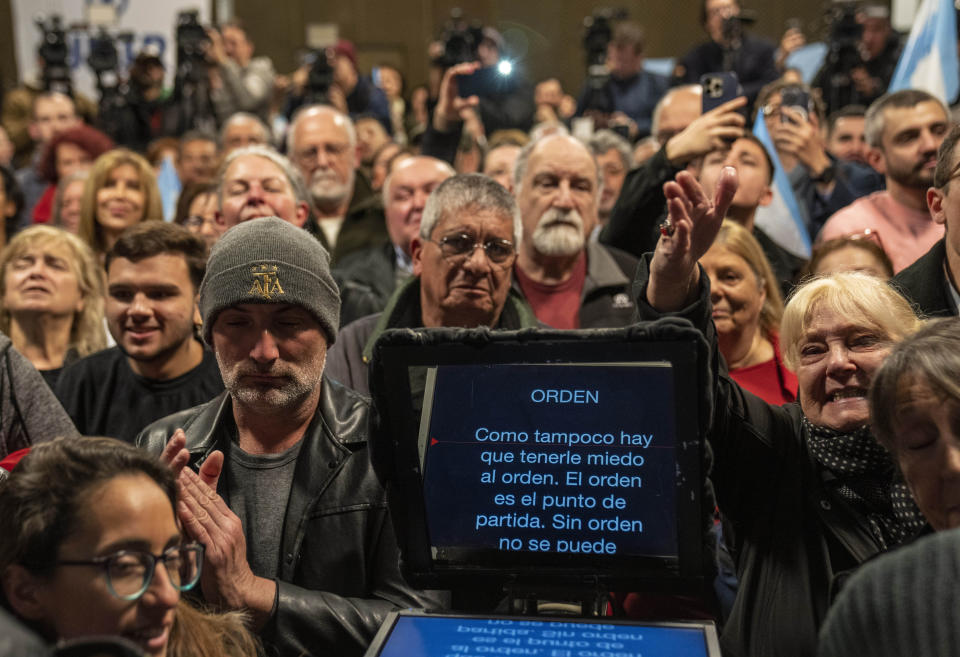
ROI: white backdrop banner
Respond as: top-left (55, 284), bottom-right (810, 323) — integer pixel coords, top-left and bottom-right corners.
top-left (11, 0), bottom-right (211, 97)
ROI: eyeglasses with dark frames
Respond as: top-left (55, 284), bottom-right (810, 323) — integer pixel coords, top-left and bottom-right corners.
top-left (55, 543), bottom-right (204, 601)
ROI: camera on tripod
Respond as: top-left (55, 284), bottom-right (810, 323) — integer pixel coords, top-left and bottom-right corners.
top-left (438, 9), bottom-right (485, 68)
top-left (580, 8), bottom-right (627, 114)
top-left (826, 1), bottom-right (863, 70)
top-left (174, 10), bottom-right (210, 84)
top-left (35, 14), bottom-right (72, 95)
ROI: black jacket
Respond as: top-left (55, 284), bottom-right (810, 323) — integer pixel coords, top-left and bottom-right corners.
top-left (891, 238), bottom-right (955, 318)
top-left (136, 379), bottom-right (442, 657)
top-left (673, 34), bottom-right (779, 111)
top-left (326, 276), bottom-right (539, 396)
top-left (316, 172), bottom-right (389, 267)
top-left (334, 241), bottom-right (403, 327)
top-left (600, 145), bottom-right (679, 258)
top-left (634, 255), bottom-right (893, 657)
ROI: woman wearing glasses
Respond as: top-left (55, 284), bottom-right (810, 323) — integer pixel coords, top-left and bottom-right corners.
top-left (0, 437), bottom-right (259, 657)
top-left (174, 181), bottom-right (225, 249)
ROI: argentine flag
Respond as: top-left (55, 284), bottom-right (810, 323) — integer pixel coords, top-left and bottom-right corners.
top-left (751, 109), bottom-right (812, 259)
top-left (888, 0), bottom-right (959, 105)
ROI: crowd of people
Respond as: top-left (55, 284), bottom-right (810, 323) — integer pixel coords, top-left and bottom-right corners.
top-left (1, 1), bottom-right (960, 656)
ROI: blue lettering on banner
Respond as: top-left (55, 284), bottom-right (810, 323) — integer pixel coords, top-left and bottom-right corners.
top-left (530, 388), bottom-right (599, 404)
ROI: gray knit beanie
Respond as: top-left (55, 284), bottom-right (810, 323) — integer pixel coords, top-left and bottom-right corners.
top-left (198, 217), bottom-right (340, 344)
top-left (819, 527), bottom-right (960, 657)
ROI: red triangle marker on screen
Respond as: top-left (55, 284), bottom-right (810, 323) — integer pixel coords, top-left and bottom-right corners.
top-left (430, 438), bottom-right (439, 446)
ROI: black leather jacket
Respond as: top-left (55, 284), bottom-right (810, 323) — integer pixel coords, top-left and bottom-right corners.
top-left (136, 377), bottom-right (442, 657)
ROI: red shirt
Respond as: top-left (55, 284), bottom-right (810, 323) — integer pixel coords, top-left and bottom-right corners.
top-left (729, 333), bottom-right (797, 405)
top-left (31, 184), bottom-right (55, 224)
top-left (513, 253), bottom-right (587, 329)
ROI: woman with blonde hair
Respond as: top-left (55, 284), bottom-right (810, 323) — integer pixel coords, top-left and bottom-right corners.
top-left (637, 169), bottom-right (926, 657)
top-left (78, 149), bottom-right (162, 259)
top-left (0, 437), bottom-right (261, 657)
top-left (700, 220), bottom-right (796, 404)
top-left (0, 225), bottom-right (105, 387)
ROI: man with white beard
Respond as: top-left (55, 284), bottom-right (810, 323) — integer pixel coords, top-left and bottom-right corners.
top-left (287, 105), bottom-right (387, 265)
top-left (512, 134), bottom-right (639, 328)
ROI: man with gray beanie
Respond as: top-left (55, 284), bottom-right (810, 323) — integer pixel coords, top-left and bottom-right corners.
top-left (136, 217), bottom-right (441, 657)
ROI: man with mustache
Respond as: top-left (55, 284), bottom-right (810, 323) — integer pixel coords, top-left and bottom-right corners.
top-left (56, 222), bottom-right (223, 442)
top-left (818, 90), bottom-right (949, 273)
top-left (512, 134), bottom-right (638, 328)
top-left (287, 105), bottom-right (387, 264)
top-left (137, 217), bottom-right (441, 657)
top-left (326, 174), bottom-right (538, 395)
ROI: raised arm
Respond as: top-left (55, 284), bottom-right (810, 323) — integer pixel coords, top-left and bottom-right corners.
top-left (646, 167), bottom-right (738, 311)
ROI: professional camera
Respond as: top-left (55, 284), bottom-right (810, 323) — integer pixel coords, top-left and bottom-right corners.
top-left (580, 8), bottom-right (626, 114)
top-left (174, 10), bottom-right (210, 84)
top-left (819, 0), bottom-right (864, 110)
top-left (438, 9), bottom-right (485, 68)
top-left (87, 27), bottom-right (134, 91)
top-left (35, 15), bottom-right (72, 94)
top-left (164, 9), bottom-right (216, 136)
top-left (85, 27), bottom-right (135, 142)
top-left (301, 49), bottom-right (335, 106)
top-left (826, 1), bottom-right (863, 69)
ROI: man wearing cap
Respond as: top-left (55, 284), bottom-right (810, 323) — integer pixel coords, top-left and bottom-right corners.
top-left (136, 217), bottom-right (440, 657)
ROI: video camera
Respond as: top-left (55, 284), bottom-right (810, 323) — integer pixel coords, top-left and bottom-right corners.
top-left (86, 27), bottom-right (134, 92)
top-left (301, 50), bottom-right (335, 106)
top-left (164, 9), bottom-right (216, 137)
top-left (819, 0), bottom-right (864, 110)
top-left (580, 8), bottom-right (627, 114)
top-left (174, 10), bottom-right (210, 85)
top-left (826, 1), bottom-right (863, 70)
top-left (35, 15), bottom-right (72, 95)
top-left (438, 9), bottom-right (485, 68)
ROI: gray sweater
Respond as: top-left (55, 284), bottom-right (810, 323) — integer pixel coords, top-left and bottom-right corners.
top-left (0, 333), bottom-right (79, 459)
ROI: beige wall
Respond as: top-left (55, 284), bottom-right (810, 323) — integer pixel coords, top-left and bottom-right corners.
top-left (234, 0), bottom-right (829, 94)
top-left (0, 2), bottom-right (836, 95)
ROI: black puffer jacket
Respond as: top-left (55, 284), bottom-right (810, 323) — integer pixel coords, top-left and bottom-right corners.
top-left (136, 378), bottom-right (443, 657)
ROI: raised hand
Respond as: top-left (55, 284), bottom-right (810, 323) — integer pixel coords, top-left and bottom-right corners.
top-left (665, 96), bottom-right (747, 166)
top-left (647, 167), bottom-right (738, 311)
top-left (433, 62), bottom-right (482, 132)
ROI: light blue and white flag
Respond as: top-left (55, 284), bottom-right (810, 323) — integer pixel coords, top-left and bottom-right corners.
top-left (156, 154), bottom-right (182, 223)
top-left (888, 0), bottom-right (959, 105)
top-left (751, 109), bottom-right (812, 259)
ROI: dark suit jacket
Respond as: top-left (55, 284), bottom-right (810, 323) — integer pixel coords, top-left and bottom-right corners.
top-left (891, 238), bottom-right (956, 318)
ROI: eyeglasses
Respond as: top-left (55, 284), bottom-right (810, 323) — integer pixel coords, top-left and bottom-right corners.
top-left (56, 543), bottom-right (204, 601)
top-left (183, 215), bottom-right (215, 229)
top-left (427, 232), bottom-right (516, 267)
top-left (293, 143), bottom-right (350, 166)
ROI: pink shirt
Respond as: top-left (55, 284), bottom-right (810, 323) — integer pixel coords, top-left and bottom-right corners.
top-left (817, 191), bottom-right (943, 273)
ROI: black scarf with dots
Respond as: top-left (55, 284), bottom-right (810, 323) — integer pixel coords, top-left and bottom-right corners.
top-left (803, 417), bottom-right (927, 549)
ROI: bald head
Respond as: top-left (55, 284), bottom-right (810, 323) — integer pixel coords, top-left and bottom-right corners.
top-left (384, 156), bottom-right (455, 255)
top-left (515, 135), bottom-right (600, 258)
top-left (287, 105), bottom-right (357, 214)
top-left (652, 85), bottom-right (702, 145)
top-left (220, 112), bottom-right (270, 154)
